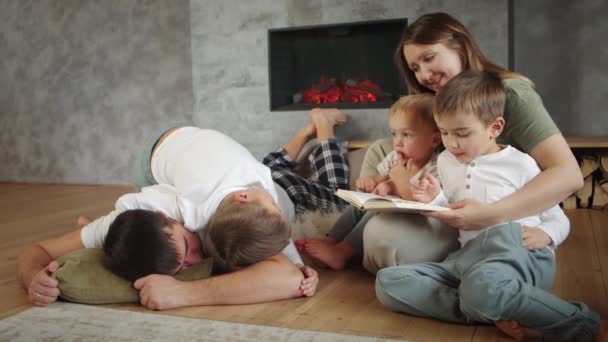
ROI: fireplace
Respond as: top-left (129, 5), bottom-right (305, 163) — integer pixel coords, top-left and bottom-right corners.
top-left (268, 18), bottom-right (407, 111)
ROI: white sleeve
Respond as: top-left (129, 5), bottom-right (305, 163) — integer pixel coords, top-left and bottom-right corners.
top-left (80, 185), bottom-right (183, 248)
top-left (80, 210), bottom-right (122, 248)
top-left (430, 190), bottom-right (449, 207)
top-left (281, 239), bottom-right (304, 265)
top-left (376, 152), bottom-right (397, 176)
top-left (535, 205), bottom-right (570, 249)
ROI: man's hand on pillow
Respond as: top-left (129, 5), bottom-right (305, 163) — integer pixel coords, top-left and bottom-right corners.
top-left (29, 261), bottom-right (60, 307)
top-left (134, 274), bottom-right (187, 310)
top-left (522, 226), bottom-right (552, 250)
top-left (298, 265), bottom-right (318, 297)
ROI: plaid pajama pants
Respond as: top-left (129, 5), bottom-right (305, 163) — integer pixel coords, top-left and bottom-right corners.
top-left (263, 139), bottom-right (349, 215)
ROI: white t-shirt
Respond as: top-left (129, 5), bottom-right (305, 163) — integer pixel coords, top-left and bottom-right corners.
top-left (376, 151), bottom-right (439, 185)
top-left (82, 127), bottom-right (302, 265)
top-left (431, 145), bottom-right (569, 249)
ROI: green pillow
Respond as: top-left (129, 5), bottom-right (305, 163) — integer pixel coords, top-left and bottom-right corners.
top-left (54, 248), bottom-right (213, 305)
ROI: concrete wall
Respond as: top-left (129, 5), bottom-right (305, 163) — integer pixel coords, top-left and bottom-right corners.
top-left (10, 0), bottom-right (604, 184)
top-left (0, 0), bottom-right (193, 184)
top-left (513, 0), bottom-right (608, 136)
top-left (190, 0), bottom-right (509, 159)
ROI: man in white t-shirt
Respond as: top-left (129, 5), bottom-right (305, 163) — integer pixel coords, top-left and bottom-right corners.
top-left (18, 108), bottom-right (350, 311)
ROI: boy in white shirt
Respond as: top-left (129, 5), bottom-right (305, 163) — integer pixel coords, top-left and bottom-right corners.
top-left (297, 94), bottom-right (444, 270)
top-left (375, 71), bottom-right (600, 340)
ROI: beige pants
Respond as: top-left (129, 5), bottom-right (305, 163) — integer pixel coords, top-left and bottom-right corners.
top-left (362, 213), bottom-right (460, 274)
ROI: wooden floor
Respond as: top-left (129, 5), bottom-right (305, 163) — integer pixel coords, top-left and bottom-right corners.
top-left (1, 183), bottom-right (606, 341)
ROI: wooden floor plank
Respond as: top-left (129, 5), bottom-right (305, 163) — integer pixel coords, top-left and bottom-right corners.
top-left (553, 209), bottom-right (607, 318)
top-left (589, 209), bottom-right (608, 316)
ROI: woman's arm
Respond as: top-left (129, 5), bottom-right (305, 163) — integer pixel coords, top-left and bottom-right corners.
top-left (493, 134), bottom-right (582, 221)
top-left (426, 134), bottom-right (582, 229)
top-left (134, 253), bottom-right (305, 310)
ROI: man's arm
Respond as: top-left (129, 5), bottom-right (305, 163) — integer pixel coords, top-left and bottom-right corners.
top-left (17, 229), bottom-right (85, 306)
top-left (135, 253), bottom-right (305, 310)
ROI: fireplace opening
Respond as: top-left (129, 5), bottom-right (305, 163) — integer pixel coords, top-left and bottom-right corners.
top-left (269, 18), bottom-right (407, 111)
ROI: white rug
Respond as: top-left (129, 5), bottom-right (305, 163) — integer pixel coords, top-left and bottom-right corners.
top-left (0, 302), bottom-right (408, 342)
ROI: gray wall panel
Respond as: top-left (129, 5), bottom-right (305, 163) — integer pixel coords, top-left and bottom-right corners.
top-left (0, 0), bottom-right (193, 184)
top-left (514, 0), bottom-right (608, 136)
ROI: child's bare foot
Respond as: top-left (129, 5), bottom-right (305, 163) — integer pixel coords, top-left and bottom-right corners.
top-left (309, 108), bottom-right (347, 127)
top-left (296, 237), bottom-right (338, 256)
top-left (496, 321), bottom-right (525, 341)
top-left (77, 215), bottom-right (92, 228)
top-left (303, 239), bottom-right (354, 271)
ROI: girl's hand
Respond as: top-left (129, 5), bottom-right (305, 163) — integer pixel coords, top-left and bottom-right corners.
top-left (356, 177), bottom-right (377, 193)
top-left (389, 158), bottom-right (421, 185)
top-left (372, 180), bottom-right (396, 196)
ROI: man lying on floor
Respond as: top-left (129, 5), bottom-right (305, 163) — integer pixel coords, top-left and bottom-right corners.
top-left (17, 109), bottom-right (353, 310)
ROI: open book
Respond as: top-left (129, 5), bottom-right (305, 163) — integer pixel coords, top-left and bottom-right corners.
top-left (336, 189), bottom-right (450, 213)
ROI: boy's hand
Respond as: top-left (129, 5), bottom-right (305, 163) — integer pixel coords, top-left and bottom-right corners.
top-left (372, 180), bottom-right (395, 196)
top-left (522, 226), bottom-right (552, 250)
top-left (28, 261), bottom-right (61, 307)
top-left (298, 265), bottom-right (318, 297)
top-left (356, 177), bottom-right (377, 193)
top-left (411, 172), bottom-right (441, 203)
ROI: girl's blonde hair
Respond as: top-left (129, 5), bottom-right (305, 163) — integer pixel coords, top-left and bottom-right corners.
top-left (394, 12), bottom-right (532, 94)
top-left (389, 93), bottom-right (437, 131)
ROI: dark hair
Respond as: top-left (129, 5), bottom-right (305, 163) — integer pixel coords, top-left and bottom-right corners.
top-left (103, 209), bottom-right (179, 281)
top-left (205, 203), bottom-right (290, 272)
top-left (394, 12), bottom-right (532, 94)
top-left (434, 70), bottom-right (506, 125)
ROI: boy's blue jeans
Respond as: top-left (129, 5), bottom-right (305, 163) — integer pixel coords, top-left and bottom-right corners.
top-left (375, 222), bottom-right (600, 341)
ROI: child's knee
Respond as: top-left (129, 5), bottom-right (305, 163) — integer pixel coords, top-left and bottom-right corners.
top-left (459, 275), bottom-right (519, 322)
top-left (375, 267), bottom-right (423, 305)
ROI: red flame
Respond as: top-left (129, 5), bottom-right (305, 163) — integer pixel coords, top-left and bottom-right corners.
top-left (299, 77), bottom-right (384, 104)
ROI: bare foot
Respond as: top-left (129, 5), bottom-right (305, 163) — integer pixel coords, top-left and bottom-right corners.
top-left (295, 238), bottom-right (338, 255)
top-left (77, 215), bottom-right (92, 228)
top-left (303, 240), bottom-right (354, 271)
top-left (309, 108), bottom-right (347, 127)
top-left (496, 321), bottom-right (525, 341)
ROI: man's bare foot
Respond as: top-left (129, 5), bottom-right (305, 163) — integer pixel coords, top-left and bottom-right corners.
top-left (496, 321), bottom-right (525, 341)
top-left (309, 108), bottom-right (347, 127)
top-left (303, 239), bottom-right (354, 271)
top-left (77, 215), bottom-right (92, 228)
top-left (295, 237), bottom-right (338, 256)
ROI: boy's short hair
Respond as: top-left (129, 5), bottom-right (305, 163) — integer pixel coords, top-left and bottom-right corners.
top-left (434, 71), bottom-right (506, 125)
top-left (103, 209), bottom-right (179, 281)
top-left (204, 202), bottom-right (291, 272)
top-left (389, 93), bottom-right (437, 131)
